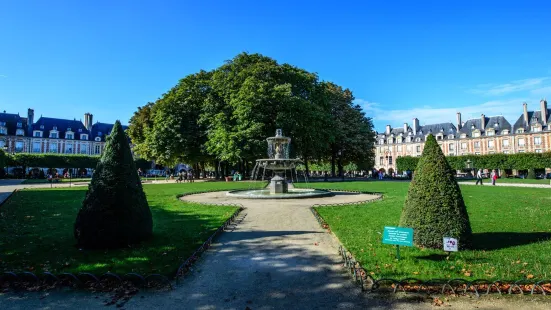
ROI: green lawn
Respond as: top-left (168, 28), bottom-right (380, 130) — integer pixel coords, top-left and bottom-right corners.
top-left (0, 182), bottom-right (252, 276)
top-left (299, 181), bottom-right (551, 281)
top-left (461, 178), bottom-right (550, 185)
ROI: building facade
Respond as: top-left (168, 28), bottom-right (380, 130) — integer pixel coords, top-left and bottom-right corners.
top-left (0, 109), bottom-right (127, 156)
top-left (375, 100), bottom-right (551, 174)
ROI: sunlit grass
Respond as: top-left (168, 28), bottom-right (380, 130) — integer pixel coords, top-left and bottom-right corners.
top-left (0, 182), bottom-right (252, 276)
top-left (298, 181), bottom-right (551, 281)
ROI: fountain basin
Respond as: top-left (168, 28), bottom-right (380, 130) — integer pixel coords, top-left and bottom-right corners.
top-left (226, 188), bottom-right (333, 199)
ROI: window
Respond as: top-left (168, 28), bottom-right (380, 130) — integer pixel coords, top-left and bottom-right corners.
top-left (518, 138), bottom-right (525, 146)
top-left (95, 145), bottom-right (101, 154)
top-left (16, 122), bottom-right (22, 128)
top-left (33, 142), bottom-right (41, 153)
top-left (95, 137), bottom-right (101, 142)
top-left (461, 142), bottom-right (467, 149)
top-left (65, 143), bottom-right (73, 153)
top-left (80, 134), bottom-right (88, 140)
top-left (518, 150), bottom-right (525, 153)
top-left (474, 141), bottom-right (480, 148)
top-left (449, 144), bottom-right (454, 151)
top-left (0, 140), bottom-right (4, 149)
top-left (472, 132), bottom-right (480, 138)
top-left (487, 130), bottom-right (495, 136)
top-left (416, 146), bottom-right (421, 152)
top-left (397, 145), bottom-right (402, 152)
top-left (488, 140), bottom-right (494, 148)
top-left (516, 129), bottom-right (524, 134)
top-left (415, 138), bottom-right (421, 142)
top-left (50, 132), bottom-right (58, 138)
top-left (503, 150), bottom-right (509, 154)
top-left (0, 127), bottom-right (6, 134)
top-left (80, 144), bottom-right (88, 154)
top-left (460, 133), bottom-right (466, 138)
top-left (489, 151), bottom-right (495, 154)
top-left (15, 129), bottom-right (24, 136)
top-left (40, 125), bottom-right (44, 129)
top-left (437, 135), bottom-right (443, 140)
top-left (15, 141), bottom-right (23, 152)
top-left (531, 126), bottom-right (542, 132)
top-left (34, 131), bottom-right (42, 137)
top-left (534, 137), bottom-right (542, 145)
top-left (475, 152), bottom-right (481, 155)
top-left (388, 156), bottom-right (393, 165)
top-left (388, 138), bottom-right (393, 144)
top-left (536, 149), bottom-right (543, 153)
top-left (379, 157), bottom-right (383, 165)
top-left (406, 145), bottom-right (412, 152)
top-left (49, 142), bottom-right (58, 153)
top-left (379, 139), bottom-right (384, 145)
top-left (66, 133), bottom-right (74, 139)
top-left (502, 130), bottom-right (509, 135)
top-left (448, 135), bottom-right (454, 139)
top-left (502, 139), bottom-right (509, 147)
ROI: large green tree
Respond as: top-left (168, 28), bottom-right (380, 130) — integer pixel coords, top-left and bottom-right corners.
top-left (74, 121), bottom-right (153, 249)
top-left (399, 134), bottom-right (472, 249)
top-left (127, 102), bottom-right (156, 160)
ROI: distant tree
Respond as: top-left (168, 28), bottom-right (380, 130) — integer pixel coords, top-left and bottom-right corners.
top-left (74, 121), bottom-right (153, 249)
top-left (127, 102), bottom-right (156, 160)
top-left (399, 134), bottom-right (472, 249)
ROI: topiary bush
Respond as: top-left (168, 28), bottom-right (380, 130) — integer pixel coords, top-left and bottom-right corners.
top-left (399, 134), bottom-right (472, 249)
top-left (74, 121), bottom-right (153, 249)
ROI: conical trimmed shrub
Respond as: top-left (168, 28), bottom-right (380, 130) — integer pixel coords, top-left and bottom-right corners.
top-left (399, 134), bottom-right (472, 249)
top-left (74, 121), bottom-right (153, 248)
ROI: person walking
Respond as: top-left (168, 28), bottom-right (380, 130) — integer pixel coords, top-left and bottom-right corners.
top-left (491, 169), bottom-right (498, 186)
top-left (476, 169), bottom-right (483, 185)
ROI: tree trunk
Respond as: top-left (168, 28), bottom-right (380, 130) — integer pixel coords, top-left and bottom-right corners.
top-left (304, 159), bottom-right (310, 180)
top-left (215, 160), bottom-right (220, 180)
top-left (331, 147), bottom-right (336, 177)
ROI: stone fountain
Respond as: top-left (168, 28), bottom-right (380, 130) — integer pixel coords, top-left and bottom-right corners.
top-left (227, 129), bottom-right (332, 199)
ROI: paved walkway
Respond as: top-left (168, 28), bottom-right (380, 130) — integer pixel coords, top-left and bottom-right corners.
top-left (458, 181), bottom-right (551, 188)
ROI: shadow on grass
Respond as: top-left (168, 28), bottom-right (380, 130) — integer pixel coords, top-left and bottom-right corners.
top-left (0, 187), bottom-right (241, 276)
top-left (472, 232), bottom-right (551, 250)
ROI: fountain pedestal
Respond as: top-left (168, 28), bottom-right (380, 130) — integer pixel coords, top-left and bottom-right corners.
top-left (269, 175), bottom-right (288, 194)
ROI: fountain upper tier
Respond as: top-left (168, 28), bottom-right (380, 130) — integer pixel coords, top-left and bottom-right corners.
top-left (258, 129), bottom-right (301, 170)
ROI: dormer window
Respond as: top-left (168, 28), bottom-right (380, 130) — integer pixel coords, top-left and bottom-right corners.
top-left (460, 133), bottom-right (466, 138)
top-left (67, 127), bottom-right (71, 132)
top-left (49, 131), bottom-right (58, 139)
top-left (0, 127), bottom-right (6, 135)
top-left (53, 126), bottom-right (57, 130)
top-left (80, 134), bottom-right (88, 140)
top-left (531, 125), bottom-right (542, 132)
top-left (471, 124), bottom-right (475, 129)
top-left (78, 128), bottom-right (82, 132)
top-left (472, 130), bottom-right (480, 138)
top-left (415, 137), bottom-right (421, 142)
top-left (40, 125), bottom-right (44, 129)
top-left (502, 129), bottom-right (509, 135)
top-left (516, 129), bottom-right (524, 134)
top-left (16, 122), bottom-right (22, 128)
top-left (0, 121), bottom-right (6, 126)
top-left (66, 133), bottom-right (74, 139)
top-left (487, 130), bottom-right (495, 136)
top-left (448, 134), bottom-right (454, 139)
top-left (33, 131), bottom-right (42, 137)
top-left (16, 129), bottom-right (24, 136)
top-left (95, 137), bottom-right (101, 142)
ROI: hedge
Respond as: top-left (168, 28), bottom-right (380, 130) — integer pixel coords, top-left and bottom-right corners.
top-left (396, 152), bottom-right (551, 171)
top-left (4, 153), bottom-right (151, 170)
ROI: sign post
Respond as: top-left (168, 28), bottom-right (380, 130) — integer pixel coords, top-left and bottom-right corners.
top-left (443, 237), bottom-right (458, 252)
top-left (382, 226), bottom-right (414, 260)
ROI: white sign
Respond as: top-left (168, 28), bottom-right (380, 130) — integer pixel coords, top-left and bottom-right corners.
top-left (443, 237), bottom-right (458, 252)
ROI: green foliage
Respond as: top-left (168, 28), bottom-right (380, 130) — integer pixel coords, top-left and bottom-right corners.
top-left (396, 152), bottom-right (551, 172)
top-left (0, 149), bottom-right (6, 168)
top-left (8, 153), bottom-right (100, 169)
top-left (399, 134), bottom-right (472, 249)
top-left (74, 121), bottom-right (153, 249)
top-left (128, 52), bottom-right (376, 171)
top-left (134, 158), bottom-right (152, 171)
top-left (527, 168), bottom-right (536, 179)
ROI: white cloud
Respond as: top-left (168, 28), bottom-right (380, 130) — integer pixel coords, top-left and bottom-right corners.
top-left (357, 98), bottom-right (528, 129)
top-left (469, 77), bottom-right (548, 96)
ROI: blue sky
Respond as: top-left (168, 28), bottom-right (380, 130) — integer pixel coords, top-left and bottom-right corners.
top-left (1, 1), bottom-right (551, 131)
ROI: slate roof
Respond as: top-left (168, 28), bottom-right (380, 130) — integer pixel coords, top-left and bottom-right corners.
top-left (379, 122), bottom-right (457, 142)
top-left (0, 112), bottom-right (28, 136)
top-left (32, 117), bottom-right (89, 140)
top-left (91, 122), bottom-right (129, 142)
top-left (512, 109), bottom-right (551, 132)
top-left (460, 116), bottom-right (512, 137)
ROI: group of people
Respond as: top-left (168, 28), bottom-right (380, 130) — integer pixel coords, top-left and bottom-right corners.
top-left (475, 169), bottom-right (498, 186)
top-left (174, 170), bottom-right (194, 183)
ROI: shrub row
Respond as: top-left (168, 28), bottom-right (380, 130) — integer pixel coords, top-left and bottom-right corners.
top-left (4, 153), bottom-right (151, 170)
top-left (396, 152), bottom-right (551, 171)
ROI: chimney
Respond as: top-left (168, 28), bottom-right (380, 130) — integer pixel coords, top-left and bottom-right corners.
top-left (84, 113), bottom-right (93, 130)
top-left (480, 114), bottom-right (486, 130)
top-left (456, 112), bottom-right (462, 130)
top-left (403, 122), bottom-right (408, 132)
top-left (541, 99), bottom-right (548, 125)
top-left (27, 108), bottom-right (34, 135)
top-left (385, 125), bottom-right (391, 135)
top-left (412, 118), bottom-right (419, 134)
top-left (523, 102), bottom-right (529, 124)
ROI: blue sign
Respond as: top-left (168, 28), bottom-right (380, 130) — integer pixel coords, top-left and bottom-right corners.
top-left (382, 226), bottom-right (414, 247)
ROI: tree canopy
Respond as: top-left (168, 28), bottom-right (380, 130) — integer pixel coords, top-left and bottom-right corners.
top-left (128, 53), bottom-right (376, 175)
